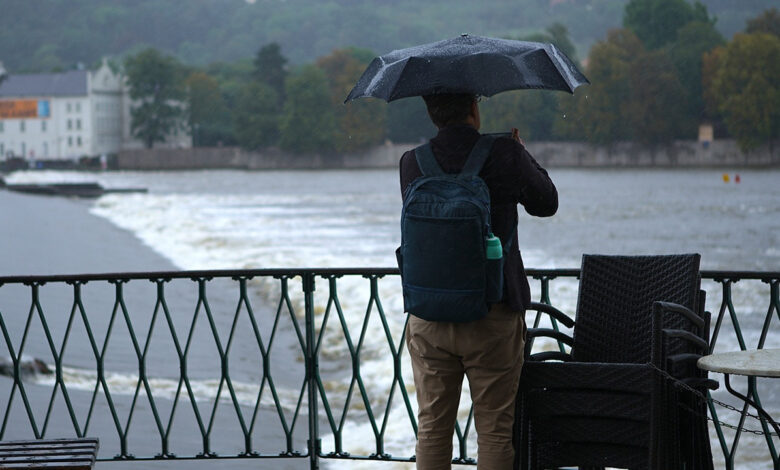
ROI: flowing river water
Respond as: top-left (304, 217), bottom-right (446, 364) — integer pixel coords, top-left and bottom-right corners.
top-left (1, 167), bottom-right (779, 469)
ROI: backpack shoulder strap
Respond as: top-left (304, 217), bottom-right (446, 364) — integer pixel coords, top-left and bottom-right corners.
top-left (459, 135), bottom-right (496, 179)
top-left (414, 143), bottom-right (444, 177)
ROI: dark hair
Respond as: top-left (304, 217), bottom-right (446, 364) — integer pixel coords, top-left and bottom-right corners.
top-left (422, 93), bottom-right (476, 128)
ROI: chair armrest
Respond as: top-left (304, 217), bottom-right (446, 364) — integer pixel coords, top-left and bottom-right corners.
top-left (677, 377), bottom-right (720, 391)
top-left (527, 302), bottom-right (575, 328)
top-left (667, 353), bottom-right (706, 367)
top-left (652, 301), bottom-right (710, 366)
top-left (661, 329), bottom-right (708, 350)
top-left (525, 328), bottom-right (574, 361)
top-left (654, 301), bottom-right (704, 329)
top-left (527, 327), bottom-right (574, 346)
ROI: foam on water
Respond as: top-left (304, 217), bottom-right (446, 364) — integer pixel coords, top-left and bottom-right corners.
top-left (83, 171), bottom-right (554, 466)
top-left (32, 364), bottom-right (302, 412)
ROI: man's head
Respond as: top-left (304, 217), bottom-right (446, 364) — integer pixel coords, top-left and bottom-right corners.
top-left (422, 93), bottom-right (480, 130)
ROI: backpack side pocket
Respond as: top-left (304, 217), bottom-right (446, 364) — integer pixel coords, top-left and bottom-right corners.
top-left (485, 256), bottom-right (504, 303)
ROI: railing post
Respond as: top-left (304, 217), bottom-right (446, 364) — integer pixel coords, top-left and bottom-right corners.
top-left (303, 272), bottom-right (320, 470)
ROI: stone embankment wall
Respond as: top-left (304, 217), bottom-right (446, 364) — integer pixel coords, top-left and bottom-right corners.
top-left (117, 139), bottom-right (779, 171)
top-left (117, 143), bottom-right (404, 170)
top-left (530, 140), bottom-right (779, 167)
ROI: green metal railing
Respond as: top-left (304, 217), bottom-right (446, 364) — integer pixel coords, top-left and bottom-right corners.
top-left (0, 268), bottom-right (778, 469)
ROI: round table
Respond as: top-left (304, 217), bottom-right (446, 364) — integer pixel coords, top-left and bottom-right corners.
top-left (698, 348), bottom-right (780, 437)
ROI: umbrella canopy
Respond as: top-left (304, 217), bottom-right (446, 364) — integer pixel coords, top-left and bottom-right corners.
top-left (345, 34), bottom-right (589, 102)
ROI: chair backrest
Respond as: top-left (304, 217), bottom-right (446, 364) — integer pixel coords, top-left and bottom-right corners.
top-left (571, 254), bottom-right (701, 364)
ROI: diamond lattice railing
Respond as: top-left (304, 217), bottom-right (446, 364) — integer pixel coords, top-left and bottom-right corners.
top-left (0, 268), bottom-right (777, 469)
top-left (705, 276), bottom-right (780, 469)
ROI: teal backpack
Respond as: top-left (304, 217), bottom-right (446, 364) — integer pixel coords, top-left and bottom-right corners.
top-left (396, 135), bottom-right (504, 322)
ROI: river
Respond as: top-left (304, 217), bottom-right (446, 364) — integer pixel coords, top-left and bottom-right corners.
top-left (1, 167), bottom-right (778, 469)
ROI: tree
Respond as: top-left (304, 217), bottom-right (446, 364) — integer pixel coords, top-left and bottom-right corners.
top-left (205, 59), bottom-right (253, 144)
top-left (711, 33), bottom-right (780, 150)
top-left (124, 48), bottom-right (185, 148)
top-left (186, 72), bottom-right (232, 146)
top-left (253, 43), bottom-right (287, 101)
top-left (486, 23), bottom-right (578, 141)
top-left (701, 46), bottom-right (725, 121)
top-left (746, 8), bottom-right (780, 37)
top-left (519, 22), bottom-right (579, 64)
top-left (626, 49), bottom-right (687, 145)
top-left (563, 29), bottom-right (645, 144)
top-left (279, 65), bottom-right (336, 154)
top-left (317, 48), bottom-right (386, 152)
top-left (561, 26), bottom-right (694, 146)
top-left (386, 98), bottom-right (437, 143)
top-left (31, 44), bottom-right (65, 72)
top-left (481, 90), bottom-right (559, 141)
top-left (623, 0), bottom-right (710, 50)
top-left (667, 20), bottom-right (725, 136)
top-left (233, 82), bottom-right (281, 149)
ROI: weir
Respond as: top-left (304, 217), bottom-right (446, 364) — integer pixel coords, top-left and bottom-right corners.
top-left (0, 267), bottom-right (777, 469)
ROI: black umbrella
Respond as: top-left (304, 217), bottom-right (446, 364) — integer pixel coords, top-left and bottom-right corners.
top-left (345, 34), bottom-right (589, 102)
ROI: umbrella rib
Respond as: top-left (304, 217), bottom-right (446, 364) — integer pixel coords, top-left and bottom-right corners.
top-left (545, 44), bottom-right (587, 93)
top-left (389, 57), bottom-right (423, 102)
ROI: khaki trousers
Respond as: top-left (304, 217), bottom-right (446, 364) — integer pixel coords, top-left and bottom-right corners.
top-left (406, 303), bottom-right (526, 470)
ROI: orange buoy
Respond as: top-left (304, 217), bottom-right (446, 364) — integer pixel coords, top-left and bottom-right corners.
top-left (735, 174), bottom-right (741, 183)
top-left (722, 173), bottom-right (730, 183)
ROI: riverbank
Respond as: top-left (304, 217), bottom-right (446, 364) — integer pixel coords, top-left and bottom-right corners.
top-left (0, 190), bottom-right (176, 275)
top-left (113, 138), bottom-right (780, 171)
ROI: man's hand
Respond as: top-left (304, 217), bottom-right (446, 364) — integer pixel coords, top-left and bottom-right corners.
top-left (511, 127), bottom-right (525, 146)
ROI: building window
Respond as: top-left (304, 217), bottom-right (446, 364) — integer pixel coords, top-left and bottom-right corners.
top-left (75, 102), bottom-right (81, 113)
top-left (21, 142), bottom-right (26, 157)
top-left (67, 119), bottom-right (72, 130)
top-left (0, 143), bottom-right (4, 156)
top-left (67, 103), bottom-right (72, 113)
top-left (41, 120), bottom-right (47, 132)
top-left (0, 121), bottom-right (4, 132)
top-left (43, 142), bottom-right (48, 156)
top-left (76, 119), bottom-right (81, 130)
top-left (68, 136), bottom-right (73, 147)
top-left (20, 121), bottom-right (25, 132)
top-left (77, 136), bottom-right (82, 147)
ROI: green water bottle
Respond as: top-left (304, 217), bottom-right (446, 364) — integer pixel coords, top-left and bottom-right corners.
top-left (486, 233), bottom-right (504, 302)
top-left (486, 233), bottom-right (503, 259)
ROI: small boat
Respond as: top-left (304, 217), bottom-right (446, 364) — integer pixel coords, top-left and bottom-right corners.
top-left (3, 181), bottom-right (147, 198)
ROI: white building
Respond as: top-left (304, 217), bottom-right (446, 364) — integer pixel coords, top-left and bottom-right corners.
top-left (0, 61), bottom-right (189, 161)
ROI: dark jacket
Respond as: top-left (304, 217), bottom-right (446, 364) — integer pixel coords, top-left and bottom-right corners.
top-left (399, 125), bottom-right (558, 312)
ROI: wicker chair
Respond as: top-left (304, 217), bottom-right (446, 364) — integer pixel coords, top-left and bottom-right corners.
top-left (514, 254), bottom-right (717, 470)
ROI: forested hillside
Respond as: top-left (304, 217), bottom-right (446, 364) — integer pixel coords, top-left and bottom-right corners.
top-left (0, 0), bottom-right (775, 72)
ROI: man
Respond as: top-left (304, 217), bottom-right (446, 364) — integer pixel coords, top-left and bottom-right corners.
top-left (400, 93), bottom-right (558, 469)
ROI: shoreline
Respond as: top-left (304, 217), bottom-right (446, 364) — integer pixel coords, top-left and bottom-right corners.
top-left (0, 190), bottom-right (177, 276)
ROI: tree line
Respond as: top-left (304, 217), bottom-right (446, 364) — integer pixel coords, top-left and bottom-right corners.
top-left (126, 44), bottom-right (436, 153)
top-left (3, 0), bottom-right (774, 74)
top-left (556, 1), bottom-right (780, 151)
top-left (125, 1), bottom-right (779, 153)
